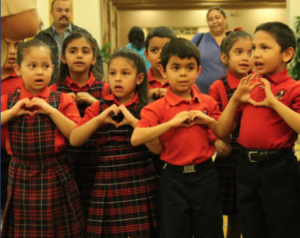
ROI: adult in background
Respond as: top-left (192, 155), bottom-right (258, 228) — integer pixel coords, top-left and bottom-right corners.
top-left (191, 6), bottom-right (227, 94)
top-left (35, 0), bottom-right (103, 85)
top-left (126, 26), bottom-right (151, 72)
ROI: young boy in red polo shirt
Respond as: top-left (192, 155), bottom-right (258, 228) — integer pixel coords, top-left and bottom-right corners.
top-left (132, 38), bottom-right (226, 238)
top-left (1, 37), bottom-right (24, 221)
top-left (144, 26), bottom-right (177, 100)
top-left (145, 26), bottom-right (201, 101)
top-left (144, 27), bottom-right (202, 175)
top-left (215, 22), bottom-right (300, 238)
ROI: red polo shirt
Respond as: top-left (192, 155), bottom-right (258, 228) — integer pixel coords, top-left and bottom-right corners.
top-left (148, 68), bottom-right (169, 89)
top-left (1, 71), bottom-right (24, 149)
top-left (238, 69), bottom-right (300, 149)
top-left (77, 93), bottom-right (139, 127)
top-left (148, 67), bottom-right (201, 93)
top-left (137, 87), bottom-right (221, 166)
top-left (49, 72), bottom-right (110, 94)
top-left (209, 70), bottom-right (241, 111)
top-left (1, 86), bottom-right (80, 155)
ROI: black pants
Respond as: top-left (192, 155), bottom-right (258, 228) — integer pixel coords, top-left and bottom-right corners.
top-left (236, 151), bottom-right (300, 238)
top-left (1, 150), bottom-right (11, 209)
top-left (158, 159), bottom-right (224, 238)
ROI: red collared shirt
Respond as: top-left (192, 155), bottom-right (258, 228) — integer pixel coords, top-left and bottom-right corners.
top-left (77, 93), bottom-right (139, 127)
top-left (1, 71), bottom-right (24, 96)
top-left (148, 68), bottom-right (169, 89)
top-left (1, 86), bottom-right (80, 155)
top-left (208, 70), bottom-right (241, 111)
top-left (137, 87), bottom-right (221, 166)
top-left (238, 69), bottom-right (300, 149)
top-left (1, 71), bottom-right (24, 149)
top-left (49, 72), bottom-right (110, 94)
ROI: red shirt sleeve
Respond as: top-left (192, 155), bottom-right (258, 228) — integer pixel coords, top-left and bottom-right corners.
top-left (76, 101), bottom-right (100, 127)
top-left (59, 93), bottom-right (80, 123)
top-left (208, 79), bottom-right (228, 111)
top-left (136, 102), bottom-right (160, 128)
top-left (205, 95), bottom-right (222, 142)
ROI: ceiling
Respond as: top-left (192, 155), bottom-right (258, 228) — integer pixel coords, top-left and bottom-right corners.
top-left (109, 0), bottom-right (285, 10)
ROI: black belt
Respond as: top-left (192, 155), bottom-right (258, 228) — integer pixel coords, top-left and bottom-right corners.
top-left (163, 158), bottom-right (212, 173)
top-left (242, 148), bottom-right (293, 163)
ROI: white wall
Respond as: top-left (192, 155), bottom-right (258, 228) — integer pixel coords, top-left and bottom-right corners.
top-left (287, 0), bottom-right (300, 31)
top-left (119, 8), bottom-right (287, 46)
top-left (36, 0), bottom-right (49, 31)
top-left (73, 0), bottom-right (102, 47)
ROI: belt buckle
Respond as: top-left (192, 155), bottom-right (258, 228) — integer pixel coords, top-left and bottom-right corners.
top-left (183, 165), bottom-right (196, 173)
top-left (248, 151), bottom-right (259, 163)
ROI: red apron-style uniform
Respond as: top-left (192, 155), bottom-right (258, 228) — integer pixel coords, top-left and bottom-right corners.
top-left (78, 93), bottom-right (158, 238)
top-left (209, 70), bottom-right (243, 215)
top-left (51, 74), bottom-right (110, 215)
top-left (1, 89), bottom-right (86, 238)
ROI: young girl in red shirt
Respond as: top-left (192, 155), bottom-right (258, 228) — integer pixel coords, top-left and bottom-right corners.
top-left (1, 39), bottom-right (85, 237)
top-left (70, 47), bottom-right (159, 238)
top-left (50, 32), bottom-right (110, 214)
top-left (208, 30), bottom-right (253, 238)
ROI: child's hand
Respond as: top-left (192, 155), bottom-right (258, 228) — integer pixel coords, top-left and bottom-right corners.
top-left (253, 78), bottom-right (277, 108)
top-left (189, 110), bottom-right (215, 127)
top-left (97, 104), bottom-right (119, 127)
top-left (159, 88), bottom-right (167, 98)
top-left (115, 104), bottom-right (139, 128)
top-left (148, 88), bottom-right (160, 101)
top-left (11, 98), bottom-right (34, 117)
top-left (76, 92), bottom-right (98, 105)
top-left (170, 111), bottom-right (191, 127)
top-left (29, 97), bottom-right (55, 116)
top-left (214, 140), bottom-right (232, 157)
top-left (232, 74), bottom-right (261, 105)
top-left (67, 92), bottom-right (77, 101)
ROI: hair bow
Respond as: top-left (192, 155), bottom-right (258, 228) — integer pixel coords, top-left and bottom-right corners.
top-left (226, 27), bottom-right (243, 36)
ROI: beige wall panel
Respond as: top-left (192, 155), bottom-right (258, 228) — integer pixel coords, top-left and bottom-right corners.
top-left (119, 8), bottom-right (286, 47)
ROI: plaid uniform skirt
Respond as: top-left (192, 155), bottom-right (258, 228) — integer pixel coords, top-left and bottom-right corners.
top-left (1, 154), bottom-right (86, 238)
top-left (68, 139), bottom-right (99, 216)
top-left (87, 153), bottom-right (158, 238)
top-left (214, 147), bottom-right (240, 215)
top-left (58, 81), bottom-right (106, 216)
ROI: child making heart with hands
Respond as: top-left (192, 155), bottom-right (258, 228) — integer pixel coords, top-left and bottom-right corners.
top-left (70, 47), bottom-right (159, 238)
top-left (215, 22), bottom-right (300, 238)
top-left (49, 32), bottom-right (110, 214)
top-left (1, 39), bottom-right (86, 238)
top-left (50, 31), bottom-right (109, 116)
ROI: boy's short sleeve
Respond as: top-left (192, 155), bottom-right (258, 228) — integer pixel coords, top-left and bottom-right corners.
top-left (76, 101), bottom-right (100, 127)
top-left (136, 104), bottom-right (160, 128)
top-left (205, 95), bottom-right (222, 142)
top-left (59, 93), bottom-right (80, 124)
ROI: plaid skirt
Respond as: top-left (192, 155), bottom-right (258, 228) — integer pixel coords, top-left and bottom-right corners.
top-left (1, 154), bottom-right (86, 238)
top-left (87, 155), bottom-right (158, 238)
top-left (67, 139), bottom-right (98, 216)
top-left (214, 148), bottom-right (240, 215)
